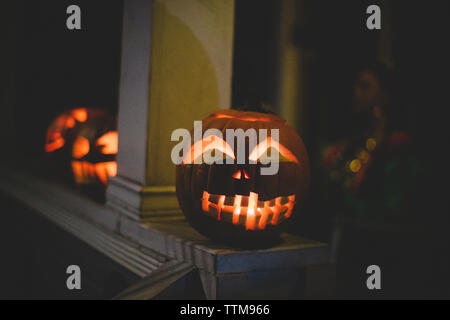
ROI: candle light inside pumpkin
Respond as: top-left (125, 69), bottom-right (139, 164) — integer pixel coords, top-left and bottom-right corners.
top-left (232, 195), bottom-right (242, 224)
top-left (246, 192), bottom-right (258, 230)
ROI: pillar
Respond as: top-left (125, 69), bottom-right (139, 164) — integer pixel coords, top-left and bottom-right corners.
top-left (106, 0), bottom-right (235, 220)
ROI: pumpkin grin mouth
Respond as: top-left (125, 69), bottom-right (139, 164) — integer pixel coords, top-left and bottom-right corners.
top-left (72, 160), bottom-right (117, 184)
top-left (201, 191), bottom-right (295, 231)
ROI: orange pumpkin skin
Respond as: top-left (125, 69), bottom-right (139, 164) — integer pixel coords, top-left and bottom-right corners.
top-left (176, 110), bottom-right (310, 247)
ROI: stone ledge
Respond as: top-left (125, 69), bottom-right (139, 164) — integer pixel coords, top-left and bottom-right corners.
top-left (0, 164), bottom-right (329, 279)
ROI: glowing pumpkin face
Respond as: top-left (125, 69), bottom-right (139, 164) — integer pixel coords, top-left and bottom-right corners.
top-left (45, 108), bottom-right (113, 155)
top-left (45, 108), bottom-right (118, 186)
top-left (71, 115), bottom-right (118, 185)
top-left (175, 109), bottom-right (310, 246)
top-left (45, 108), bottom-right (90, 153)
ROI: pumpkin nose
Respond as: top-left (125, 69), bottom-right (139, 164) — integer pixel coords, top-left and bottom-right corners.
top-left (233, 170), bottom-right (250, 180)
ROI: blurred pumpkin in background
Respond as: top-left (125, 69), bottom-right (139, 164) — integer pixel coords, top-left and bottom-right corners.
top-left (71, 113), bottom-right (118, 185)
top-left (45, 108), bottom-right (118, 186)
top-left (45, 108), bottom-right (104, 154)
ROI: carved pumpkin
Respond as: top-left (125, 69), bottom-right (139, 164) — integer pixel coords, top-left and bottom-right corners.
top-left (45, 108), bottom-right (118, 186)
top-left (45, 108), bottom-right (106, 154)
top-left (71, 114), bottom-right (118, 185)
top-left (175, 109), bottom-right (310, 246)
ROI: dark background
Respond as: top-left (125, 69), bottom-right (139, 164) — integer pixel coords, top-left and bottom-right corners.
top-left (234, 0), bottom-right (450, 299)
top-left (1, 0), bottom-right (449, 299)
top-left (4, 0), bottom-right (123, 157)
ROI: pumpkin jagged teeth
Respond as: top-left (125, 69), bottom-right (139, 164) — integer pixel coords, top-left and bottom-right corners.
top-left (201, 191), bottom-right (296, 230)
top-left (224, 196), bottom-right (235, 206)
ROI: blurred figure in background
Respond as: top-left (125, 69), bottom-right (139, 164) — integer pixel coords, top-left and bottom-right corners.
top-left (316, 62), bottom-right (425, 298)
top-left (320, 62), bottom-right (417, 221)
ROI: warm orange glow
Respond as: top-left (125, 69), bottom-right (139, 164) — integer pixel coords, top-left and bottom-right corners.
top-left (201, 191), bottom-right (296, 230)
top-left (100, 161), bottom-right (117, 183)
top-left (246, 192), bottom-right (258, 230)
top-left (65, 117), bottom-right (76, 128)
top-left (232, 195), bottom-right (242, 225)
top-left (217, 195), bottom-right (225, 221)
top-left (233, 170), bottom-right (250, 180)
top-left (45, 109), bottom-right (91, 153)
top-left (233, 170), bottom-right (242, 179)
top-left (271, 197), bottom-right (282, 225)
top-left (45, 131), bottom-right (65, 152)
top-left (212, 113), bottom-right (274, 122)
top-left (182, 135), bottom-right (236, 164)
top-left (45, 115), bottom-right (78, 153)
top-left (202, 191), bottom-right (210, 212)
top-left (55, 114), bottom-right (75, 128)
top-left (71, 161), bottom-right (83, 181)
top-left (96, 131), bottom-right (118, 155)
top-left (248, 137), bottom-right (300, 164)
top-left (71, 108), bottom-right (88, 122)
top-left (95, 163), bottom-right (108, 184)
top-left (72, 161), bottom-right (117, 185)
top-left (258, 203), bottom-right (272, 230)
top-left (72, 136), bottom-right (90, 159)
top-left (284, 195), bottom-right (296, 218)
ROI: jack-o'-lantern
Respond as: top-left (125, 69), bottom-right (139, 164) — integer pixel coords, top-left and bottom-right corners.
top-left (175, 109), bottom-right (310, 247)
top-left (45, 108), bottom-right (106, 154)
top-left (71, 114), bottom-right (118, 185)
top-left (45, 108), bottom-right (110, 180)
top-left (45, 108), bottom-right (118, 186)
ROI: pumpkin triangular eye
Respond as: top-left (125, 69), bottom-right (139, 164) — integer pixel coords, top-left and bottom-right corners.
top-left (233, 170), bottom-right (250, 180)
top-left (73, 136), bottom-right (90, 159)
top-left (96, 131), bottom-right (118, 155)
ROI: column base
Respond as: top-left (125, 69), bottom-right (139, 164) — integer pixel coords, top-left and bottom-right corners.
top-left (106, 175), bottom-right (181, 221)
